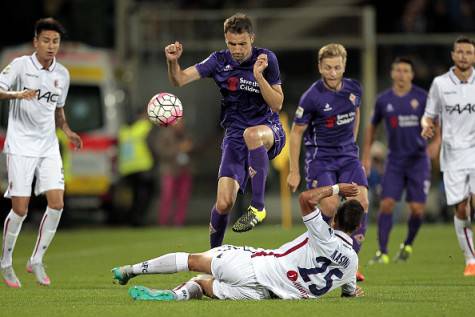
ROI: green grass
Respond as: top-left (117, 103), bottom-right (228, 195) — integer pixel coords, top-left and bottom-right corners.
top-left (1, 224), bottom-right (474, 317)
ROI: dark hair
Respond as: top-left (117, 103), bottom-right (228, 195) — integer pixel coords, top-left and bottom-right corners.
top-left (334, 200), bottom-right (364, 233)
top-left (224, 13), bottom-right (253, 34)
top-left (453, 36), bottom-right (475, 50)
top-left (34, 17), bottom-right (66, 38)
top-left (392, 56), bottom-right (414, 71)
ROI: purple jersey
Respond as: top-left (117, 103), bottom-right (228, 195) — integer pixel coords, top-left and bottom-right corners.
top-left (195, 47), bottom-right (281, 132)
top-left (371, 85), bottom-right (428, 160)
top-left (294, 78), bottom-right (362, 158)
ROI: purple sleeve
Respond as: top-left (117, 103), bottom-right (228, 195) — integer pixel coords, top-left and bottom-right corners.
top-left (293, 89), bottom-right (314, 125)
top-left (371, 97), bottom-right (383, 125)
top-left (195, 52), bottom-right (218, 78)
top-left (264, 52), bottom-right (281, 85)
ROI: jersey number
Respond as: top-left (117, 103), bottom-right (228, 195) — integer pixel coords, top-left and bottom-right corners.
top-left (298, 256), bottom-right (343, 296)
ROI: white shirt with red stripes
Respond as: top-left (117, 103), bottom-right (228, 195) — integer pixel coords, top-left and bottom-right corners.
top-left (0, 53), bottom-right (70, 157)
top-left (251, 208), bottom-right (358, 299)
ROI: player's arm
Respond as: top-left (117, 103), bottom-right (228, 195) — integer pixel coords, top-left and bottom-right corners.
top-left (353, 107), bottom-right (361, 141)
top-left (55, 107), bottom-right (83, 150)
top-left (0, 88), bottom-right (37, 100)
top-left (298, 183), bottom-right (359, 216)
top-left (361, 123), bottom-right (377, 176)
top-left (287, 123), bottom-right (307, 192)
top-left (253, 54), bottom-right (283, 112)
top-left (427, 119), bottom-right (441, 159)
top-left (165, 41), bottom-right (201, 87)
top-left (421, 80), bottom-right (441, 139)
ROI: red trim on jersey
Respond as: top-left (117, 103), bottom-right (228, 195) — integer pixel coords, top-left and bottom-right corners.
top-left (32, 214), bottom-right (48, 257)
top-left (251, 238), bottom-right (309, 258)
top-left (464, 228), bottom-right (475, 257)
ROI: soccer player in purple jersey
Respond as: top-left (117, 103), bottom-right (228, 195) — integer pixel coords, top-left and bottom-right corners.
top-left (164, 13), bottom-right (285, 245)
top-left (287, 44), bottom-right (368, 281)
top-left (361, 57), bottom-right (438, 265)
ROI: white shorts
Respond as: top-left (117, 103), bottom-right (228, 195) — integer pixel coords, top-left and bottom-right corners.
top-left (443, 169), bottom-right (475, 205)
top-left (4, 153), bottom-right (64, 198)
top-left (210, 245), bottom-right (271, 300)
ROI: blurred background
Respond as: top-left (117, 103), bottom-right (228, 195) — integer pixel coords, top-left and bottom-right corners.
top-left (0, 0), bottom-right (474, 227)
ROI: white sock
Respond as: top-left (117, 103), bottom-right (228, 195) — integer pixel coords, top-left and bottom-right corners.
top-left (30, 207), bottom-right (62, 265)
top-left (131, 252), bottom-right (189, 275)
top-left (172, 281), bottom-right (203, 301)
top-left (1, 210), bottom-right (26, 268)
top-left (454, 216), bottom-right (475, 265)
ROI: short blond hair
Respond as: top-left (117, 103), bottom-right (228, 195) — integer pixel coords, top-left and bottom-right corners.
top-left (318, 43), bottom-right (347, 64)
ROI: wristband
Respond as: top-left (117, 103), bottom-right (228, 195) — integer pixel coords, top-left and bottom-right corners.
top-left (331, 184), bottom-right (340, 196)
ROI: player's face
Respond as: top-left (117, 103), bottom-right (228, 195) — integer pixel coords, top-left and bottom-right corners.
top-left (451, 43), bottom-right (475, 72)
top-left (34, 30), bottom-right (61, 63)
top-left (318, 56), bottom-right (345, 90)
top-left (391, 62), bottom-right (414, 87)
top-left (225, 31), bottom-right (254, 63)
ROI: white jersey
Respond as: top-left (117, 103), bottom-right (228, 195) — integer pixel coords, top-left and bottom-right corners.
top-left (251, 209), bottom-right (358, 299)
top-left (424, 67), bottom-right (475, 171)
top-left (0, 53), bottom-right (70, 157)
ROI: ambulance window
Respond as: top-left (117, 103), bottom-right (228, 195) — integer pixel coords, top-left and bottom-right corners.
top-left (64, 85), bottom-right (103, 132)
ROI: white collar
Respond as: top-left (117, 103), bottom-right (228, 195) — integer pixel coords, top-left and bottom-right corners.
top-left (30, 52), bottom-right (56, 72)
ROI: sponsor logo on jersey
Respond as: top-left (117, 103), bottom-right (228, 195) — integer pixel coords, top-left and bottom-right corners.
top-left (410, 98), bottom-right (419, 109)
top-left (239, 77), bottom-right (260, 94)
top-left (386, 103), bottom-right (394, 112)
top-left (24, 86), bottom-right (59, 104)
top-left (25, 73), bottom-right (39, 78)
top-left (323, 103), bottom-right (333, 112)
top-left (295, 106), bottom-right (304, 119)
top-left (445, 103), bottom-right (475, 114)
top-left (336, 112), bottom-right (356, 125)
top-left (223, 64), bottom-right (233, 71)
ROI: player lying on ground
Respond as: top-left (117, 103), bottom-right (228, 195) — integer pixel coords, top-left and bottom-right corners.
top-left (112, 183), bottom-right (365, 301)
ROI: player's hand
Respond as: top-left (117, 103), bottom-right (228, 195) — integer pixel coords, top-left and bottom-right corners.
top-left (337, 183), bottom-right (360, 198)
top-left (16, 89), bottom-right (37, 100)
top-left (253, 54), bottom-right (268, 79)
top-left (421, 119), bottom-right (434, 139)
top-left (67, 131), bottom-right (83, 150)
top-left (354, 286), bottom-right (364, 297)
top-left (287, 171), bottom-right (301, 193)
top-left (361, 157), bottom-right (371, 177)
top-left (164, 41), bottom-right (183, 62)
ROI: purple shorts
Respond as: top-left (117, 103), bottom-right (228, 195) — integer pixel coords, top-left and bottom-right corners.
top-left (305, 155), bottom-right (368, 189)
top-left (381, 155), bottom-right (430, 203)
top-left (218, 123), bottom-right (286, 192)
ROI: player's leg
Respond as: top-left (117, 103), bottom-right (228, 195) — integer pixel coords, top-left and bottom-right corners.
top-left (28, 155), bottom-right (65, 286)
top-left (211, 177), bottom-right (239, 246)
top-left (444, 170), bottom-right (475, 275)
top-left (1, 154), bottom-right (36, 288)
top-left (232, 125), bottom-right (275, 232)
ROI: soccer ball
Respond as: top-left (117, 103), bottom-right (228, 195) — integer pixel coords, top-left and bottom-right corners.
top-left (147, 92), bottom-right (183, 127)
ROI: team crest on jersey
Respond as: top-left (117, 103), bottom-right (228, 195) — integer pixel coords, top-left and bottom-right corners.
top-left (349, 93), bottom-right (357, 105)
top-left (386, 103), bottom-right (394, 112)
top-left (295, 106), bottom-right (304, 119)
top-left (1, 64), bottom-right (11, 75)
top-left (54, 79), bottom-right (59, 88)
top-left (410, 98), bottom-right (419, 109)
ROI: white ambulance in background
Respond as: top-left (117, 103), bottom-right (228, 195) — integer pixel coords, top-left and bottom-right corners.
top-left (0, 42), bottom-right (126, 215)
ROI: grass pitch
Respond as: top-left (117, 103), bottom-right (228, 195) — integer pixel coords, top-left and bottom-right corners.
top-left (1, 223), bottom-right (474, 317)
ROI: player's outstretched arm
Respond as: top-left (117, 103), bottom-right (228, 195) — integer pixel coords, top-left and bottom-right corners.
top-left (55, 107), bottom-right (83, 150)
top-left (0, 88), bottom-right (36, 100)
top-left (253, 54), bottom-right (283, 112)
top-left (299, 183), bottom-right (359, 216)
top-left (164, 41), bottom-right (200, 87)
top-left (287, 123), bottom-right (307, 192)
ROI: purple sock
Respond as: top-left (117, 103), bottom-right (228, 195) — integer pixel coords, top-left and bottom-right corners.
top-left (209, 207), bottom-right (229, 248)
top-left (378, 213), bottom-right (393, 254)
top-left (404, 214), bottom-right (423, 246)
top-left (248, 146), bottom-right (268, 211)
top-left (351, 212), bottom-right (368, 254)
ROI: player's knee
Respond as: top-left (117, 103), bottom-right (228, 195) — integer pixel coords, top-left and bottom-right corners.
top-left (380, 199), bottom-right (395, 213)
top-left (12, 207), bottom-right (28, 217)
top-left (48, 201), bottom-right (64, 211)
top-left (215, 198), bottom-right (233, 213)
top-left (195, 279), bottom-right (214, 298)
top-left (243, 127), bottom-right (260, 145)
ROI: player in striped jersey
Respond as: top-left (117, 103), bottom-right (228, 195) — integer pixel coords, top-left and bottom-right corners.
top-left (112, 183), bottom-right (364, 301)
top-left (421, 36), bottom-right (475, 276)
